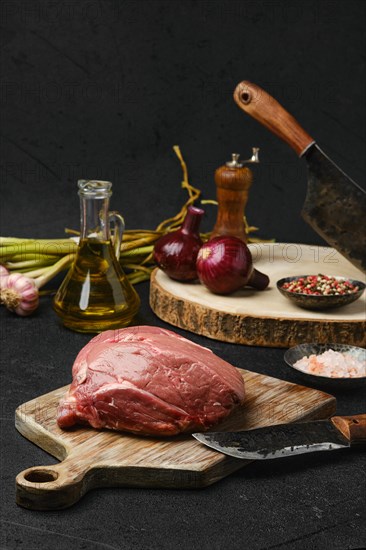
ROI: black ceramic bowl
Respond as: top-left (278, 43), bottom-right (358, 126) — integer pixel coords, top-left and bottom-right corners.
top-left (276, 275), bottom-right (365, 311)
top-left (284, 343), bottom-right (366, 390)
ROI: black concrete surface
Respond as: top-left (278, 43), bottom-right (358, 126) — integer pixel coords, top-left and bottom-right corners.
top-left (1, 1), bottom-right (365, 549)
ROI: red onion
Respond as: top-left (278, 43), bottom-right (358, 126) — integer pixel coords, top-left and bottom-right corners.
top-left (153, 206), bottom-right (204, 281)
top-left (196, 236), bottom-right (269, 295)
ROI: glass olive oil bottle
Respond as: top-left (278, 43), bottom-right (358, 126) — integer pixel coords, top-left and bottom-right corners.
top-left (53, 180), bottom-right (140, 332)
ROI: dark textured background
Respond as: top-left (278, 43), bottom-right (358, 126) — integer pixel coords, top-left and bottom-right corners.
top-left (1, 0), bottom-right (365, 242)
top-left (1, 1), bottom-right (365, 549)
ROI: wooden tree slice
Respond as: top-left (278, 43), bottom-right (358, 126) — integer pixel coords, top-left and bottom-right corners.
top-left (149, 243), bottom-right (366, 348)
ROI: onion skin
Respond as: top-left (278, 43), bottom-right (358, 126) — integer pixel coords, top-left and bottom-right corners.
top-left (153, 206), bottom-right (204, 281)
top-left (0, 272), bottom-right (39, 316)
top-left (196, 236), bottom-right (269, 295)
top-left (154, 237), bottom-right (202, 281)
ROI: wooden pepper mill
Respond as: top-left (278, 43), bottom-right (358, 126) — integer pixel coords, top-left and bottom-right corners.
top-left (211, 148), bottom-right (259, 243)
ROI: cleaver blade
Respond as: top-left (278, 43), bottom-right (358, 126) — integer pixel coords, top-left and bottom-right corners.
top-left (301, 144), bottom-right (366, 272)
top-left (192, 414), bottom-right (366, 460)
top-left (233, 81), bottom-right (366, 273)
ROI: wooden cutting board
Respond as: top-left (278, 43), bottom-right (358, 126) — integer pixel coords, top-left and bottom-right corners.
top-left (15, 369), bottom-right (336, 510)
top-left (150, 243), bottom-right (366, 347)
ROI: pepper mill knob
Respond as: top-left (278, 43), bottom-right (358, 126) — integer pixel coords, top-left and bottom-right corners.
top-left (211, 148), bottom-right (259, 243)
top-left (226, 153), bottom-right (243, 168)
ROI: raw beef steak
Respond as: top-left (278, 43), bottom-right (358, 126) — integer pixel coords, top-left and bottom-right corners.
top-left (57, 326), bottom-right (245, 436)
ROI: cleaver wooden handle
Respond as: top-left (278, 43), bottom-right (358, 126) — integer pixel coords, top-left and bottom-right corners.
top-left (233, 81), bottom-right (315, 157)
top-left (331, 414), bottom-right (366, 445)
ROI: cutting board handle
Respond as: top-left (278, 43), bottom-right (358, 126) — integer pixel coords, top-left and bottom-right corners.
top-left (16, 453), bottom-right (91, 510)
top-left (233, 81), bottom-right (315, 157)
top-left (331, 414), bottom-right (366, 445)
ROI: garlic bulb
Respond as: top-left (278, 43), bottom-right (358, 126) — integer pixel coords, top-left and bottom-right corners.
top-left (0, 264), bottom-right (9, 284)
top-left (0, 272), bottom-right (39, 316)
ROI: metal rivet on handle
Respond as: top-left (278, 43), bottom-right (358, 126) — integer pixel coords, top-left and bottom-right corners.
top-left (241, 91), bottom-right (251, 104)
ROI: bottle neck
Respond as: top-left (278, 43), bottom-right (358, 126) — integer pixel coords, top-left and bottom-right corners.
top-left (80, 195), bottom-right (110, 241)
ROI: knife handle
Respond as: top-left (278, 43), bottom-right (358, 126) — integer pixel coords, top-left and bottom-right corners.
top-left (331, 414), bottom-right (366, 446)
top-left (233, 81), bottom-right (315, 157)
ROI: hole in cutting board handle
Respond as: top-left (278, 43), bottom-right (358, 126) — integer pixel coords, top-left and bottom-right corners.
top-left (24, 469), bottom-right (58, 483)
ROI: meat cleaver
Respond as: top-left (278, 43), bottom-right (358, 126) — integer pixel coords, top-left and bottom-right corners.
top-left (233, 81), bottom-right (366, 273)
top-left (193, 414), bottom-right (366, 460)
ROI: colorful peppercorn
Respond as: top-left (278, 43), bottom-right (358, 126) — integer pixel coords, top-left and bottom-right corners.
top-left (281, 274), bottom-right (359, 296)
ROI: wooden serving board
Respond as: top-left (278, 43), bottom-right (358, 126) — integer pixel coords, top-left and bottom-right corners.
top-left (150, 243), bottom-right (366, 347)
top-left (15, 370), bottom-right (336, 510)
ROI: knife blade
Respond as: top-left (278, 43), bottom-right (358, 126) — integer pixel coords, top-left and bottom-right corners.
top-left (192, 414), bottom-right (366, 460)
top-left (233, 81), bottom-right (366, 273)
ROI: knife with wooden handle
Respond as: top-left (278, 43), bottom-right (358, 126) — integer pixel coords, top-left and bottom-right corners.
top-left (233, 81), bottom-right (366, 273)
top-left (193, 414), bottom-right (366, 460)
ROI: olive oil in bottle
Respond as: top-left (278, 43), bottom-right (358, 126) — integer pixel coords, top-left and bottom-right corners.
top-left (53, 180), bottom-right (140, 333)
